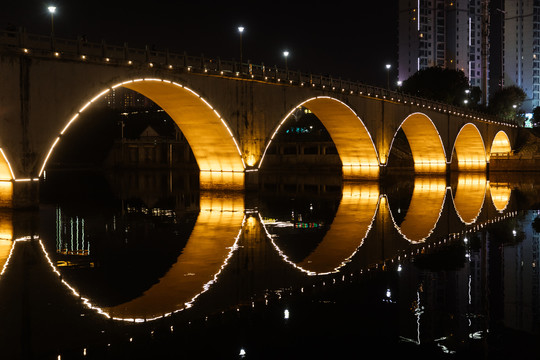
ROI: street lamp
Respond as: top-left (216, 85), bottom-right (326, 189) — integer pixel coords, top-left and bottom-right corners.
top-left (385, 64), bottom-right (391, 89)
top-left (48, 5), bottom-right (56, 37)
top-left (238, 26), bottom-right (244, 70)
top-left (283, 51), bottom-right (289, 78)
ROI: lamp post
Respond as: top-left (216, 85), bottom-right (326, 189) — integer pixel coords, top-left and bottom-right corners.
top-left (385, 64), bottom-right (391, 89)
top-left (238, 26), bottom-right (244, 71)
top-left (48, 6), bottom-right (56, 37)
top-left (283, 51), bottom-right (289, 79)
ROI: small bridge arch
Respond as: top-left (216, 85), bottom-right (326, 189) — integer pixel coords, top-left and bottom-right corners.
top-left (490, 130), bottom-right (512, 156)
top-left (388, 112), bottom-right (447, 173)
top-left (451, 123), bottom-right (487, 171)
top-left (258, 96), bottom-right (380, 177)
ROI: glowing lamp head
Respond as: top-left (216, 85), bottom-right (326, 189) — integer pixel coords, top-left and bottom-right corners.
top-left (238, 26), bottom-right (244, 33)
top-left (385, 64), bottom-right (391, 69)
top-left (283, 51), bottom-right (289, 57)
top-left (48, 5), bottom-right (56, 13)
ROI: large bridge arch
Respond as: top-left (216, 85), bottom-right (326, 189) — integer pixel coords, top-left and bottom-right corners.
top-left (38, 78), bottom-right (246, 177)
top-left (258, 96), bottom-right (380, 177)
top-left (388, 113), bottom-right (447, 173)
top-left (451, 123), bottom-right (487, 171)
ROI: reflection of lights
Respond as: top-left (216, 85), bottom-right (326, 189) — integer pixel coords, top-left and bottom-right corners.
top-left (452, 173), bottom-right (486, 225)
top-left (262, 183), bottom-right (379, 275)
top-left (36, 211), bottom-right (246, 322)
top-left (284, 309), bottom-right (290, 319)
top-left (387, 177), bottom-right (447, 243)
top-left (489, 183), bottom-right (512, 212)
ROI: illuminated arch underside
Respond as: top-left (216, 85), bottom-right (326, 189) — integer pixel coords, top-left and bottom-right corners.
top-left (121, 81), bottom-right (245, 173)
top-left (104, 192), bottom-right (244, 320)
top-left (396, 176), bottom-right (446, 243)
top-left (452, 173), bottom-right (487, 224)
top-left (302, 98), bottom-right (379, 177)
top-left (400, 114), bottom-right (447, 172)
top-left (453, 124), bottom-right (487, 170)
top-left (0, 149), bottom-right (14, 181)
top-left (491, 131), bottom-right (512, 154)
top-left (296, 183), bottom-right (379, 275)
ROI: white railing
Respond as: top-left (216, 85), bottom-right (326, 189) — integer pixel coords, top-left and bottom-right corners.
top-left (0, 29), bottom-right (516, 127)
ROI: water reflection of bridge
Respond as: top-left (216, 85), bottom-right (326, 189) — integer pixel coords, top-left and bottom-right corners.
top-left (0, 172), bottom-right (527, 322)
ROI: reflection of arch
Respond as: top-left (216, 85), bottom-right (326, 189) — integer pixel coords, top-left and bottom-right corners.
top-left (39, 79), bottom-right (245, 177)
top-left (390, 176), bottom-right (447, 243)
top-left (452, 173), bottom-right (487, 224)
top-left (489, 182), bottom-right (512, 212)
top-left (0, 210), bottom-right (13, 275)
top-left (391, 113), bottom-right (447, 172)
top-left (297, 183), bottom-right (379, 275)
top-left (0, 149), bottom-right (15, 181)
top-left (452, 123), bottom-right (487, 171)
top-left (490, 131), bottom-right (512, 155)
top-left (103, 192), bottom-right (245, 320)
top-left (259, 97), bottom-right (380, 177)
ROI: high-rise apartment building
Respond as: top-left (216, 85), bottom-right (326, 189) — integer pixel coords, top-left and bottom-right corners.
top-left (503, 0), bottom-right (540, 112)
top-left (398, 0), bottom-right (488, 101)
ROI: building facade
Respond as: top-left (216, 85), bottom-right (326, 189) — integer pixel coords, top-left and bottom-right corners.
top-left (399, 0), bottom-right (488, 101)
top-left (503, 0), bottom-right (540, 112)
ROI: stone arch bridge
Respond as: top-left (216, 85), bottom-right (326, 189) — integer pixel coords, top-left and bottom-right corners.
top-left (0, 30), bottom-right (517, 207)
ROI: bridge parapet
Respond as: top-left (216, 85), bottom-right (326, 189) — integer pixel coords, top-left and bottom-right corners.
top-left (0, 29), bottom-right (516, 128)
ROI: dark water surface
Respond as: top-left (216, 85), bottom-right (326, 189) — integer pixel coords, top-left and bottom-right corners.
top-left (1, 169), bottom-right (539, 359)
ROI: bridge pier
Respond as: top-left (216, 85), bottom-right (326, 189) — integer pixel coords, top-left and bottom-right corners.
top-left (12, 181), bottom-right (39, 210)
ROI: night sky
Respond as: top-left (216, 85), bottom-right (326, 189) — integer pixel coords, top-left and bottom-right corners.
top-left (1, 1), bottom-right (398, 87)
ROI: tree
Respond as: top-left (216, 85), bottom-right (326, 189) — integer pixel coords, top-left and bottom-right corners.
top-left (488, 85), bottom-right (526, 122)
top-left (401, 67), bottom-right (470, 106)
top-left (532, 106), bottom-right (540, 126)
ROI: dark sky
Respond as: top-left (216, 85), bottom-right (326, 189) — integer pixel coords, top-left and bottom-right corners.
top-left (1, 1), bottom-right (398, 87)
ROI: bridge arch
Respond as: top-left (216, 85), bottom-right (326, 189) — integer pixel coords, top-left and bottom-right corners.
top-left (258, 96), bottom-right (380, 177)
top-left (451, 123), bottom-right (487, 171)
top-left (38, 78), bottom-right (245, 177)
top-left (0, 149), bottom-right (15, 181)
top-left (389, 113), bottom-right (447, 172)
top-left (490, 130), bottom-right (512, 156)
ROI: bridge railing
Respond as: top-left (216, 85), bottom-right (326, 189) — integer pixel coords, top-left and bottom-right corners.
top-left (0, 29), bottom-right (516, 127)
